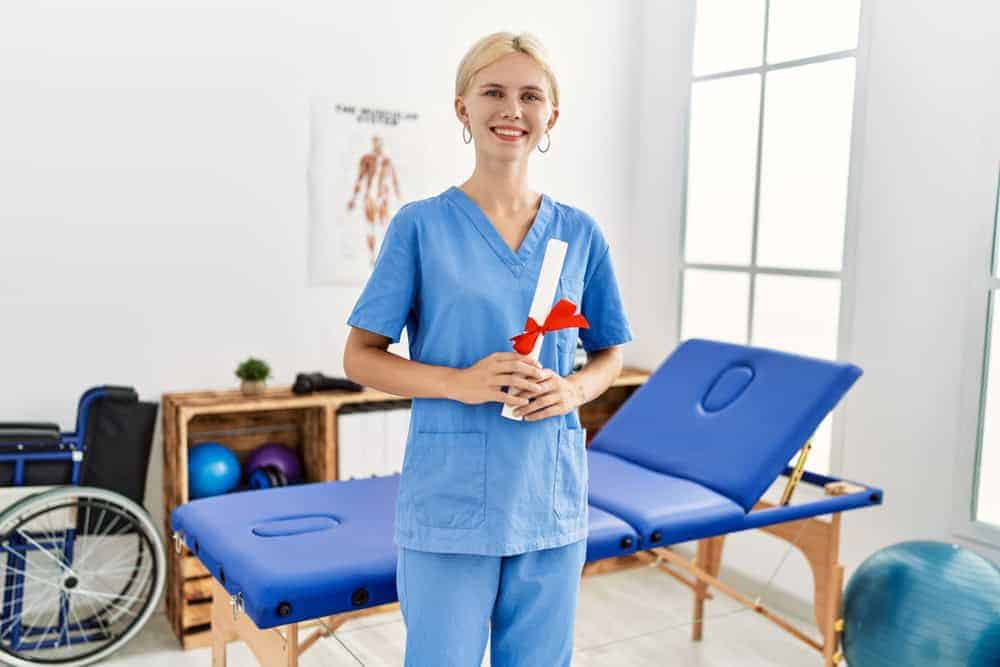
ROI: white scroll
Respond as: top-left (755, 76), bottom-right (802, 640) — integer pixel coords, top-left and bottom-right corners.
top-left (502, 238), bottom-right (567, 421)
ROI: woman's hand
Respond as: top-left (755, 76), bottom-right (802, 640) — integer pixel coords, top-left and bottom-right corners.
top-left (513, 369), bottom-right (583, 421)
top-left (450, 352), bottom-right (545, 407)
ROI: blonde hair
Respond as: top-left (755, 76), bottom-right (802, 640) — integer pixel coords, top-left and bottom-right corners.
top-left (455, 32), bottom-right (560, 109)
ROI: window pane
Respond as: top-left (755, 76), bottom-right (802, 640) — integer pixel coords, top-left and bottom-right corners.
top-left (685, 75), bottom-right (760, 266)
top-left (767, 0), bottom-right (861, 64)
top-left (681, 268), bottom-right (750, 344)
top-left (752, 274), bottom-right (840, 360)
top-left (693, 0), bottom-right (766, 76)
top-left (757, 59), bottom-right (856, 271)
top-left (976, 290), bottom-right (1000, 527)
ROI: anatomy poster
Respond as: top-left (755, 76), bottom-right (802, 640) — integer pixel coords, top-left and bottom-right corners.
top-left (308, 100), bottom-right (427, 286)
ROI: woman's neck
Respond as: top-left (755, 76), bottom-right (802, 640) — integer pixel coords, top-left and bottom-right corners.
top-left (460, 164), bottom-right (538, 218)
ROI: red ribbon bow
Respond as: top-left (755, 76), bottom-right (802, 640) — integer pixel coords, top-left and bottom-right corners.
top-left (510, 299), bottom-right (590, 355)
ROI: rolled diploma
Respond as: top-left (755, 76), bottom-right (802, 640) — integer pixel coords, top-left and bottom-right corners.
top-left (502, 238), bottom-right (568, 420)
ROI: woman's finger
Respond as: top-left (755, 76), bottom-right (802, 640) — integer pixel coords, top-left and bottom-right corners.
top-left (496, 360), bottom-right (544, 378)
top-left (517, 394), bottom-right (559, 417)
top-left (496, 391), bottom-right (530, 407)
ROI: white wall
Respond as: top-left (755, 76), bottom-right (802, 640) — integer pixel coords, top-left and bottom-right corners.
top-left (840, 0), bottom-right (999, 564)
top-left (0, 0), bottom-right (642, 537)
top-left (630, 0), bottom-right (1000, 609)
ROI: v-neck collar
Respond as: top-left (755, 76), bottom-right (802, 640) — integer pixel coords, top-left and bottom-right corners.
top-left (445, 185), bottom-right (554, 276)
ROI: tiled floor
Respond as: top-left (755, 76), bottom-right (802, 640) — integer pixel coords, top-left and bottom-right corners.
top-left (104, 564), bottom-right (820, 666)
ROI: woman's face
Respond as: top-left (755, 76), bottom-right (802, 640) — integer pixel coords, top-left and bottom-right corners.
top-left (457, 52), bottom-right (558, 163)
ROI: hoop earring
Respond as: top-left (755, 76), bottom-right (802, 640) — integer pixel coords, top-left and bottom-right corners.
top-left (537, 131), bottom-right (551, 154)
top-left (462, 125), bottom-right (472, 144)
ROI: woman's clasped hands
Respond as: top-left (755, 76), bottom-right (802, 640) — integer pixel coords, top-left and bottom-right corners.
top-left (449, 352), bottom-right (581, 421)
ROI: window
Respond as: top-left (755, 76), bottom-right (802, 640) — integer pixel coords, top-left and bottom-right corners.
top-left (972, 169), bottom-right (1000, 529)
top-left (681, 0), bottom-right (863, 473)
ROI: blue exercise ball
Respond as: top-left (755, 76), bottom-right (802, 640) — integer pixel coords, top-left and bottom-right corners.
top-left (188, 442), bottom-right (241, 499)
top-left (842, 540), bottom-right (1000, 666)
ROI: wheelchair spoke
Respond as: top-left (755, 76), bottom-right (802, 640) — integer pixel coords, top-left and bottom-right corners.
top-left (1, 544), bottom-right (55, 573)
top-left (78, 562), bottom-right (152, 576)
top-left (69, 505), bottom-right (108, 573)
top-left (74, 505), bottom-right (135, 575)
top-left (73, 591), bottom-right (139, 623)
top-left (73, 591), bottom-right (111, 642)
top-left (40, 592), bottom-right (66, 646)
top-left (75, 536), bottom-right (139, 576)
top-left (88, 565), bottom-right (153, 605)
top-left (15, 529), bottom-right (71, 574)
top-left (66, 595), bottom-right (88, 639)
top-left (69, 586), bottom-right (146, 607)
top-left (0, 552), bottom-right (65, 591)
top-left (2, 581), bottom-right (57, 641)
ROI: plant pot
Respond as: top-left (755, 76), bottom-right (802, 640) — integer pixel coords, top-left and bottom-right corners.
top-left (240, 379), bottom-right (266, 396)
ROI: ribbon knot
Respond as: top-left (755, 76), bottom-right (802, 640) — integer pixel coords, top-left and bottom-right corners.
top-left (511, 299), bottom-right (590, 355)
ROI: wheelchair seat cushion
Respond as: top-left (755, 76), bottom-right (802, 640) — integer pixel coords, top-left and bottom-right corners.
top-left (0, 423), bottom-right (62, 447)
top-left (587, 449), bottom-right (745, 547)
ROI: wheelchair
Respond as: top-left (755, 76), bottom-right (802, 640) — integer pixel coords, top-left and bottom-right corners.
top-left (0, 386), bottom-right (165, 666)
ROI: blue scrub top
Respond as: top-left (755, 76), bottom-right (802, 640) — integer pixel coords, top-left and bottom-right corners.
top-left (347, 186), bottom-right (633, 556)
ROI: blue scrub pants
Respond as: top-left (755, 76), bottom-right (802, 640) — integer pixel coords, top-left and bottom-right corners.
top-left (396, 539), bottom-right (587, 666)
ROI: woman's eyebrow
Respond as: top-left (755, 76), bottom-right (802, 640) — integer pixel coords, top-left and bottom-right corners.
top-left (479, 83), bottom-right (545, 93)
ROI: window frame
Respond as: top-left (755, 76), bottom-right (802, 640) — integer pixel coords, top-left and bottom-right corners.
top-left (677, 0), bottom-right (873, 475)
top-left (952, 164), bottom-right (1000, 549)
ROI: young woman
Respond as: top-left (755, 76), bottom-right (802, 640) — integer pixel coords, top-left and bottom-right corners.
top-left (343, 31), bottom-right (632, 667)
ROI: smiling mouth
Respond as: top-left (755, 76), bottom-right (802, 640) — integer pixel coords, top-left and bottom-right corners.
top-left (491, 128), bottom-right (527, 140)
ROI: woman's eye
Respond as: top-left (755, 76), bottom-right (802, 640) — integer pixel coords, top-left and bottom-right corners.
top-left (484, 90), bottom-right (540, 101)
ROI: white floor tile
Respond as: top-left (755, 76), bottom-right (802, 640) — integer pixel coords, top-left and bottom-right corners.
top-left (92, 566), bottom-right (821, 667)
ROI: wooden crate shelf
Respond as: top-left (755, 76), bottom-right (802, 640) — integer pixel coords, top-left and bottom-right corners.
top-left (162, 367), bottom-right (648, 648)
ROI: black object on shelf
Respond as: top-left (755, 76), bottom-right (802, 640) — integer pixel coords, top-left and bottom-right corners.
top-left (292, 373), bottom-right (364, 395)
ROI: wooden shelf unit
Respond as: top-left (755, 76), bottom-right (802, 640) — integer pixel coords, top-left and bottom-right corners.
top-left (161, 367), bottom-right (649, 649)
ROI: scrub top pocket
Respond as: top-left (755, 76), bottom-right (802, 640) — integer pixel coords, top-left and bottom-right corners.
top-left (553, 427), bottom-right (588, 520)
top-left (408, 432), bottom-right (487, 529)
top-left (555, 274), bottom-right (585, 375)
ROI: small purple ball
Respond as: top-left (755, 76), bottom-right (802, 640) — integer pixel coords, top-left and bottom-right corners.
top-left (244, 443), bottom-right (303, 483)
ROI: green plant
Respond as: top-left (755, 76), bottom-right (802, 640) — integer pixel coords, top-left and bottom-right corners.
top-left (235, 357), bottom-right (271, 382)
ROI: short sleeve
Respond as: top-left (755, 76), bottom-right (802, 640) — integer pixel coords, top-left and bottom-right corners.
top-left (346, 204), bottom-right (419, 343)
top-left (578, 234), bottom-right (633, 353)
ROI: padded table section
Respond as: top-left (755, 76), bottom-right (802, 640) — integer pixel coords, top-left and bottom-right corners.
top-left (589, 338), bottom-right (862, 512)
top-left (587, 449), bottom-right (745, 548)
top-left (172, 476), bottom-right (400, 629)
top-left (585, 504), bottom-right (640, 562)
top-left (172, 474), bottom-right (641, 628)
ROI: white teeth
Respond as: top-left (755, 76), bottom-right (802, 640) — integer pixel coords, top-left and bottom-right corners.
top-left (493, 128), bottom-right (525, 137)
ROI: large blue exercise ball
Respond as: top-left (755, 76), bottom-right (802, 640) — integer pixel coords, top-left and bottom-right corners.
top-left (842, 540), bottom-right (1000, 666)
top-left (188, 442), bottom-right (241, 499)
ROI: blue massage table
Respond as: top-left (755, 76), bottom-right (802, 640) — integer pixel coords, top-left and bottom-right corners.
top-left (171, 339), bottom-right (883, 666)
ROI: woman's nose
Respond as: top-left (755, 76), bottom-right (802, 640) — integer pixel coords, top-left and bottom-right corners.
top-left (502, 100), bottom-right (522, 118)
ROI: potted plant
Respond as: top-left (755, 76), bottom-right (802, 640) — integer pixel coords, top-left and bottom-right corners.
top-left (235, 357), bottom-right (271, 395)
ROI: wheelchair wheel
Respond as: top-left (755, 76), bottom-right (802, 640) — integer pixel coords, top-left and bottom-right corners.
top-left (0, 486), bottom-right (165, 666)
